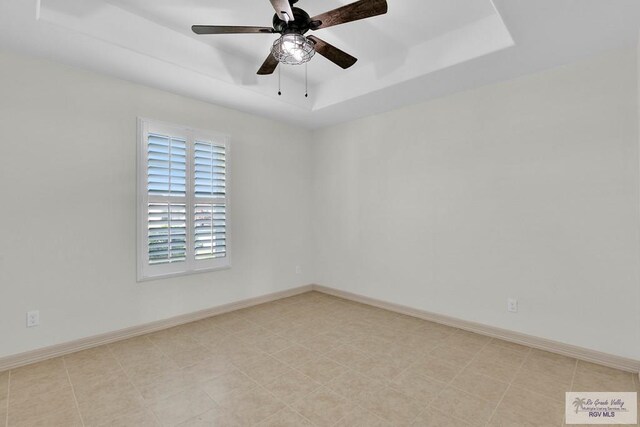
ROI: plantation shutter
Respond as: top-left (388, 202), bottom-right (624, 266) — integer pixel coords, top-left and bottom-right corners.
top-left (138, 119), bottom-right (230, 281)
top-left (193, 141), bottom-right (227, 261)
top-left (146, 134), bottom-right (187, 265)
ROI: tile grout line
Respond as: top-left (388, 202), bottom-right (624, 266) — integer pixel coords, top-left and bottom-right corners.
top-left (385, 329), bottom-right (461, 424)
top-left (190, 297), bottom-right (338, 425)
top-left (5, 297), bottom-right (322, 427)
top-left (256, 383), bottom-right (319, 426)
top-left (283, 363), bottom-right (357, 426)
top-left (264, 361), bottom-right (351, 425)
top-left (106, 343), bottom-right (164, 426)
top-left (563, 358), bottom-right (579, 427)
top-left (420, 340), bottom-right (579, 426)
top-left (283, 313), bottom-right (386, 426)
top-left (568, 358), bottom-right (578, 392)
top-left (131, 296), bottom-right (322, 425)
top-left (252, 298), bottom-right (344, 425)
top-left (384, 328), bottom-right (448, 381)
top-left (407, 332), bottom-right (495, 425)
top-left (483, 346), bottom-right (532, 426)
top-left (246, 302), bottom-right (350, 426)
top-left (285, 341), bottom-right (389, 424)
top-left (425, 336), bottom-right (495, 424)
top-left (197, 366), bottom-right (260, 423)
top-left (146, 329), bottom-right (230, 421)
top-left (12, 293), bottom-right (625, 427)
top-left (337, 403), bottom-right (389, 426)
top-left (219, 348), bottom-right (324, 424)
top-left (199, 348), bottom-right (294, 424)
top-left (285, 359), bottom-right (369, 425)
top-left (61, 357), bottom-right (85, 427)
top-left (260, 297), bottom-right (381, 427)
top-left (4, 371), bottom-right (10, 427)
top-left (282, 315), bottom-right (470, 425)
top-left (142, 322), bottom-right (228, 420)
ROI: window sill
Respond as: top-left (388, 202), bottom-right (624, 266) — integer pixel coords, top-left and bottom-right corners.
top-left (137, 264), bottom-right (231, 283)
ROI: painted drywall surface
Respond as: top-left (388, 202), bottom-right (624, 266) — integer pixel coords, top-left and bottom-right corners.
top-left (0, 50), bottom-right (315, 358)
top-left (2, 46), bottom-right (639, 362)
top-left (637, 34), bottom-right (640, 360)
top-left (312, 48), bottom-right (640, 360)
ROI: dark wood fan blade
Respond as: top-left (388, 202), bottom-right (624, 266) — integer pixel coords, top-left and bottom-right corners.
top-left (257, 53), bottom-right (279, 75)
top-left (310, 0), bottom-right (387, 30)
top-left (307, 35), bottom-right (357, 69)
top-left (192, 26), bottom-right (274, 35)
top-left (269, 0), bottom-right (295, 22)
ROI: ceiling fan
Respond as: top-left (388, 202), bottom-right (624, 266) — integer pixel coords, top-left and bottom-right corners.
top-left (191, 0), bottom-right (388, 75)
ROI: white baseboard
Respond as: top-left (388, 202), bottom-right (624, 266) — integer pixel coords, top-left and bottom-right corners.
top-left (2, 283), bottom-right (638, 378)
top-left (312, 285), bottom-right (640, 374)
top-left (0, 285), bottom-right (313, 372)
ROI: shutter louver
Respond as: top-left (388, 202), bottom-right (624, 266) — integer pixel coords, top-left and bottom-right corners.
top-left (194, 141), bottom-right (226, 198)
top-left (147, 134), bottom-right (187, 197)
top-left (194, 204), bottom-right (226, 260)
top-left (148, 203), bottom-right (187, 264)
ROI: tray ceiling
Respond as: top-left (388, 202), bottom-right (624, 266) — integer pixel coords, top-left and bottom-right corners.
top-left (0, 0), bottom-right (639, 128)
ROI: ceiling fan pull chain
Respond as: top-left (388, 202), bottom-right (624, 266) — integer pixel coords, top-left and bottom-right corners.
top-left (278, 66), bottom-right (282, 96)
top-left (305, 62), bottom-right (308, 98)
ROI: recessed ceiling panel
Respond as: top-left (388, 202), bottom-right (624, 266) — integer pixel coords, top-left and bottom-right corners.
top-left (103, 0), bottom-right (504, 87)
top-left (5, 0), bottom-right (637, 128)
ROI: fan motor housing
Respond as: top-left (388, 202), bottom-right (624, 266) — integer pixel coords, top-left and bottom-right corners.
top-left (273, 7), bottom-right (311, 34)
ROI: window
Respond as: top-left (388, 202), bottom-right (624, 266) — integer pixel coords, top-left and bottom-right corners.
top-left (137, 118), bottom-right (230, 280)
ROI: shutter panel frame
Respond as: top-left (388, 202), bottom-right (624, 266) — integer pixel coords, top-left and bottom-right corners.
top-left (190, 135), bottom-right (230, 271)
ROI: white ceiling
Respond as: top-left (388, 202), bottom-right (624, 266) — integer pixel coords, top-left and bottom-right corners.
top-left (0, 0), bottom-right (639, 129)
top-left (102, 0), bottom-right (499, 86)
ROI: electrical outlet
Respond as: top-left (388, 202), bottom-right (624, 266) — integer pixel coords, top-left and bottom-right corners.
top-left (27, 310), bottom-right (39, 327)
top-left (507, 298), bottom-right (518, 313)
top-left (295, 266), bottom-right (302, 274)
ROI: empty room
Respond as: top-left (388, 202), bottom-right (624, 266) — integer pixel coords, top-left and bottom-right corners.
top-left (1, 0), bottom-right (639, 425)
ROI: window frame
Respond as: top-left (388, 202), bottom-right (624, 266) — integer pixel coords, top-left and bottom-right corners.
top-left (137, 118), bottom-right (231, 282)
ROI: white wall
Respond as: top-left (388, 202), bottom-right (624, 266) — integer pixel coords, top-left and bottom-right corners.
top-left (0, 50), bottom-right (315, 358)
top-left (312, 48), bottom-right (640, 360)
top-left (2, 46), bottom-right (640, 362)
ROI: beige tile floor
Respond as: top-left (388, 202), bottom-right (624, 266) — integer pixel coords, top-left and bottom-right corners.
top-left (1, 291), bottom-right (638, 426)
